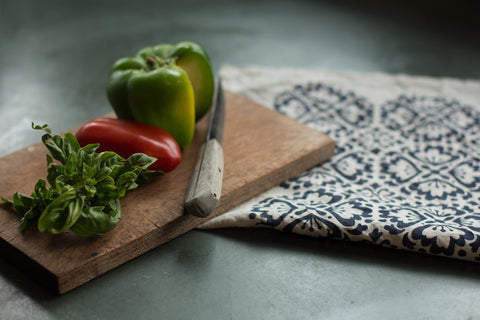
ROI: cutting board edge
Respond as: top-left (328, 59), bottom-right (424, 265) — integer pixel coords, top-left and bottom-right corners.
top-left (0, 235), bottom-right (60, 293)
top-left (218, 135), bottom-right (336, 213)
top-left (55, 211), bottom-right (214, 294)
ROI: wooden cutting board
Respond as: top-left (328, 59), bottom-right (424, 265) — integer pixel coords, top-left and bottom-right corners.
top-left (0, 91), bottom-right (335, 294)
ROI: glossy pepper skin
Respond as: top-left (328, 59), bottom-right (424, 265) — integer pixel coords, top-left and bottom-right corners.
top-left (106, 41), bottom-right (215, 148)
top-left (75, 118), bottom-right (182, 173)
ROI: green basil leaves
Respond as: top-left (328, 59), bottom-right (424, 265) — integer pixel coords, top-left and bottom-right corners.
top-left (1, 124), bottom-right (157, 237)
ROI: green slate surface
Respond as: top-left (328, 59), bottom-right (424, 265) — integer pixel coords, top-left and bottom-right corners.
top-left (1, 0), bottom-right (479, 319)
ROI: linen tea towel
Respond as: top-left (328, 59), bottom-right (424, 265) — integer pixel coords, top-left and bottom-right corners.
top-left (199, 65), bottom-right (480, 263)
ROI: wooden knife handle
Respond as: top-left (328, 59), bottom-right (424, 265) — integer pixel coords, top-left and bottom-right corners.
top-left (184, 139), bottom-right (224, 217)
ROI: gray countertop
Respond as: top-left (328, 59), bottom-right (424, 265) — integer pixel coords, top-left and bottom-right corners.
top-left (1, 1), bottom-right (479, 319)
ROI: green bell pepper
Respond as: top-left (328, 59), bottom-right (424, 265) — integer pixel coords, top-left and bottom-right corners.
top-left (106, 41), bottom-right (215, 148)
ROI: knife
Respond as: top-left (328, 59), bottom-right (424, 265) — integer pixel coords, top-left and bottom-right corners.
top-left (184, 78), bottom-right (225, 217)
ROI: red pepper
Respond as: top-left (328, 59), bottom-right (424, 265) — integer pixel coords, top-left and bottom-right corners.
top-left (75, 118), bottom-right (182, 172)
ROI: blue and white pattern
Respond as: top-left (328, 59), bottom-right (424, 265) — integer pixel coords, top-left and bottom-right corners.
top-left (248, 83), bottom-right (480, 261)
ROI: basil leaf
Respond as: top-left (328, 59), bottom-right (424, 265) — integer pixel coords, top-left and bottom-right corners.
top-left (82, 163), bottom-right (95, 180)
top-left (116, 171), bottom-right (138, 190)
top-left (12, 192), bottom-right (34, 209)
top-left (37, 190), bottom-right (83, 234)
top-left (44, 135), bottom-right (68, 165)
top-left (63, 132), bottom-right (80, 153)
top-left (94, 167), bottom-right (112, 182)
top-left (96, 176), bottom-right (116, 194)
top-left (70, 201), bottom-right (121, 237)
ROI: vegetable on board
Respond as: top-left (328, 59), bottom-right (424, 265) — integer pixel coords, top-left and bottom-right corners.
top-left (75, 117), bottom-right (182, 173)
top-left (106, 41), bottom-right (215, 148)
top-left (1, 123), bottom-right (157, 237)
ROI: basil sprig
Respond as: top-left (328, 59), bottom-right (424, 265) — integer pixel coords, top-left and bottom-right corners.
top-left (1, 124), bottom-right (157, 237)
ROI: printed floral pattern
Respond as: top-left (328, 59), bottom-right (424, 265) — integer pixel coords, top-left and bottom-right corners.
top-left (248, 83), bottom-right (480, 261)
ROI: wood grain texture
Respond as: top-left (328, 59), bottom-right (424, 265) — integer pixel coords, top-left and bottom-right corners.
top-left (0, 91), bottom-right (335, 294)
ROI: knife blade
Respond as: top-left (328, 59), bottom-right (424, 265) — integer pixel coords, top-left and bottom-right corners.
top-left (184, 78), bottom-right (225, 217)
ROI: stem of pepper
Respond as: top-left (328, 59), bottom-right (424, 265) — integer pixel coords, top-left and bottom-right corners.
top-left (146, 56), bottom-right (159, 70)
top-left (145, 56), bottom-right (174, 70)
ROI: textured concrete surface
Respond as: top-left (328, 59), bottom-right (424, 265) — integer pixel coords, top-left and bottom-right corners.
top-left (1, 0), bottom-right (479, 319)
